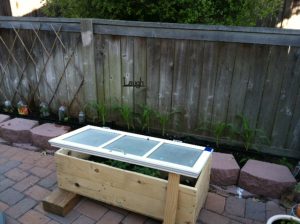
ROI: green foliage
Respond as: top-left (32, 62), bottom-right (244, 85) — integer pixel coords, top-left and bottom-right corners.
top-left (198, 121), bottom-right (233, 148)
top-left (43, 0), bottom-right (282, 26)
top-left (294, 182), bottom-right (300, 193)
top-left (85, 101), bottom-right (108, 126)
top-left (132, 165), bottom-right (161, 177)
top-left (235, 115), bottom-right (270, 151)
top-left (278, 157), bottom-right (294, 171)
top-left (116, 104), bottom-right (134, 130)
top-left (103, 159), bottom-right (160, 177)
top-left (136, 105), bottom-right (155, 133)
top-left (156, 110), bottom-right (180, 136)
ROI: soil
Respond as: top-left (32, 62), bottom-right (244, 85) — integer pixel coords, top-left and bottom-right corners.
top-left (0, 109), bottom-right (297, 180)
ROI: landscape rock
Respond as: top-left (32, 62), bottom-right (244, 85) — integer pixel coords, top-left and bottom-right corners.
top-left (30, 123), bottom-right (70, 151)
top-left (0, 114), bottom-right (10, 124)
top-left (0, 118), bottom-right (38, 143)
top-left (238, 159), bottom-right (296, 198)
top-left (211, 152), bottom-right (240, 186)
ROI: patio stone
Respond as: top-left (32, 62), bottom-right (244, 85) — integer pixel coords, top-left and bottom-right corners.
top-left (75, 199), bottom-right (108, 220)
top-left (13, 175), bottom-right (40, 192)
top-left (96, 210), bottom-right (125, 224)
top-left (238, 159), bottom-right (296, 198)
top-left (266, 200), bottom-right (286, 219)
top-left (24, 185), bottom-right (51, 201)
top-left (225, 196), bottom-right (245, 217)
top-left (245, 198), bottom-right (266, 222)
top-left (0, 118), bottom-right (38, 143)
top-left (72, 215), bottom-right (95, 224)
top-left (0, 178), bottom-right (15, 192)
top-left (4, 168), bottom-right (28, 181)
top-left (205, 192), bottom-right (226, 214)
top-left (198, 209), bottom-right (231, 224)
top-left (0, 188), bottom-right (24, 205)
top-left (0, 201), bottom-right (9, 212)
top-left (211, 152), bottom-right (240, 186)
top-left (0, 114), bottom-right (10, 124)
top-left (121, 213), bottom-right (148, 224)
top-left (30, 123), bottom-right (70, 151)
top-left (6, 198), bottom-right (37, 219)
top-left (18, 210), bottom-right (50, 224)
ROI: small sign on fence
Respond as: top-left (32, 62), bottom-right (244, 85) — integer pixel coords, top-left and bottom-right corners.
top-left (123, 77), bottom-right (145, 88)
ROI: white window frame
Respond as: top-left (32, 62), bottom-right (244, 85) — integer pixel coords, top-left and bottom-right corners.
top-left (49, 125), bottom-right (212, 178)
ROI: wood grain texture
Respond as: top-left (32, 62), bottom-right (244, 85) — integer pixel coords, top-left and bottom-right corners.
top-left (1, 20), bottom-right (300, 158)
top-left (163, 173), bottom-right (180, 224)
top-left (42, 188), bottom-right (80, 216)
top-left (55, 148), bottom-right (207, 224)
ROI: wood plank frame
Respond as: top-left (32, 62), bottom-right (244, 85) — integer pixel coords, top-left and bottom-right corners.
top-left (0, 17), bottom-right (300, 46)
top-left (55, 148), bottom-right (212, 224)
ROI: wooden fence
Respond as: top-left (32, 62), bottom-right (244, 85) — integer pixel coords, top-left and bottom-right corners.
top-left (0, 17), bottom-right (300, 158)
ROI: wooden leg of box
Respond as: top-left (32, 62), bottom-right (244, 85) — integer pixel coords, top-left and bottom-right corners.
top-left (163, 173), bottom-right (180, 224)
top-left (42, 188), bottom-right (81, 216)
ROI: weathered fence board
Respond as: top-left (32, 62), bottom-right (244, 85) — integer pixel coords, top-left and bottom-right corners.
top-left (0, 17), bottom-right (300, 158)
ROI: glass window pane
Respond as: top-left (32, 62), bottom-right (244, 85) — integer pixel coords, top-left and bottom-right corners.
top-left (148, 143), bottom-right (202, 167)
top-left (104, 136), bottom-right (159, 156)
top-left (64, 129), bottom-right (120, 147)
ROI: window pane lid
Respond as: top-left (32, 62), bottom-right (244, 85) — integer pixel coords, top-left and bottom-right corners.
top-left (104, 136), bottom-right (159, 156)
top-left (64, 129), bottom-right (119, 147)
top-left (49, 125), bottom-right (212, 178)
top-left (147, 143), bottom-right (202, 167)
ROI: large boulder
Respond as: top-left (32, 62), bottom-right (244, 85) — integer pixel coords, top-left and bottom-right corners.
top-left (210, 152), bottom-right (240, 186)
top-left (238, 159), bottom-right (296, 198)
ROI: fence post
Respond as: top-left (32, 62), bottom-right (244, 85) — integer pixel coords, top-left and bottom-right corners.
top-left (80, 19), bottom-right (97, 110)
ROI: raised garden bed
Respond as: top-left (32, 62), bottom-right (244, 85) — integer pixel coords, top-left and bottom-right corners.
top-left (55, 148), bottom-right (211, 224)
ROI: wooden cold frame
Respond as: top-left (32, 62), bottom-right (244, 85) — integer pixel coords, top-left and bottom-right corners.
top-left (55, 149), bottom-right (211, 224)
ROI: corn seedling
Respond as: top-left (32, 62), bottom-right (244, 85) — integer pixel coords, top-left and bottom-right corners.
top-left (198, 121), bottom-right (233, 148)
top-left (235, 114), bottom-right (270, 151)
top-left (117, 104), bottom-right (134, 130)
top-left (156, 110), bottom-right (180, 136)
top-left (85, 101), bottom-right (108, 126)
top-left (136, 105), bottom-right (155, 133)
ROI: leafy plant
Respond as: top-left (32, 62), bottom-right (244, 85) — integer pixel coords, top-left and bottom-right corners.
top-left (278, 157), bottom-right (294, 171)
top-left (137, 105), bottom-right (155, 133)
top-left (85, 101), bottom-right (108, 126)
top-left (132, 166), bottom-right (161, 177)
top-left (104, 160), bottom-right (130, 170)
top-left (235, 115), bottom-right (270, 151)
top-left (156, 110), bottom-right (180, 136)
top-left (43, 0), bottom-right (282, 27)
top-left (198, 121), bottom-right (233, 148)
top-left (116, 104), bottom-right (134, 130)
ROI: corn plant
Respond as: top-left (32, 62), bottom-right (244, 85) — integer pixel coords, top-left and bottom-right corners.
top-left (136, 105), bottom-right (155, 133)
top-left (116, 104), bottom-right (134, 130)
top-left (198, 121), bottom-right (233, 148)
top-left (85, 101), bottom-right (108, 126)
top-left (156, 110), bottom-right (179, 137)
top-left (235, 114), bottom-right (270, 151)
